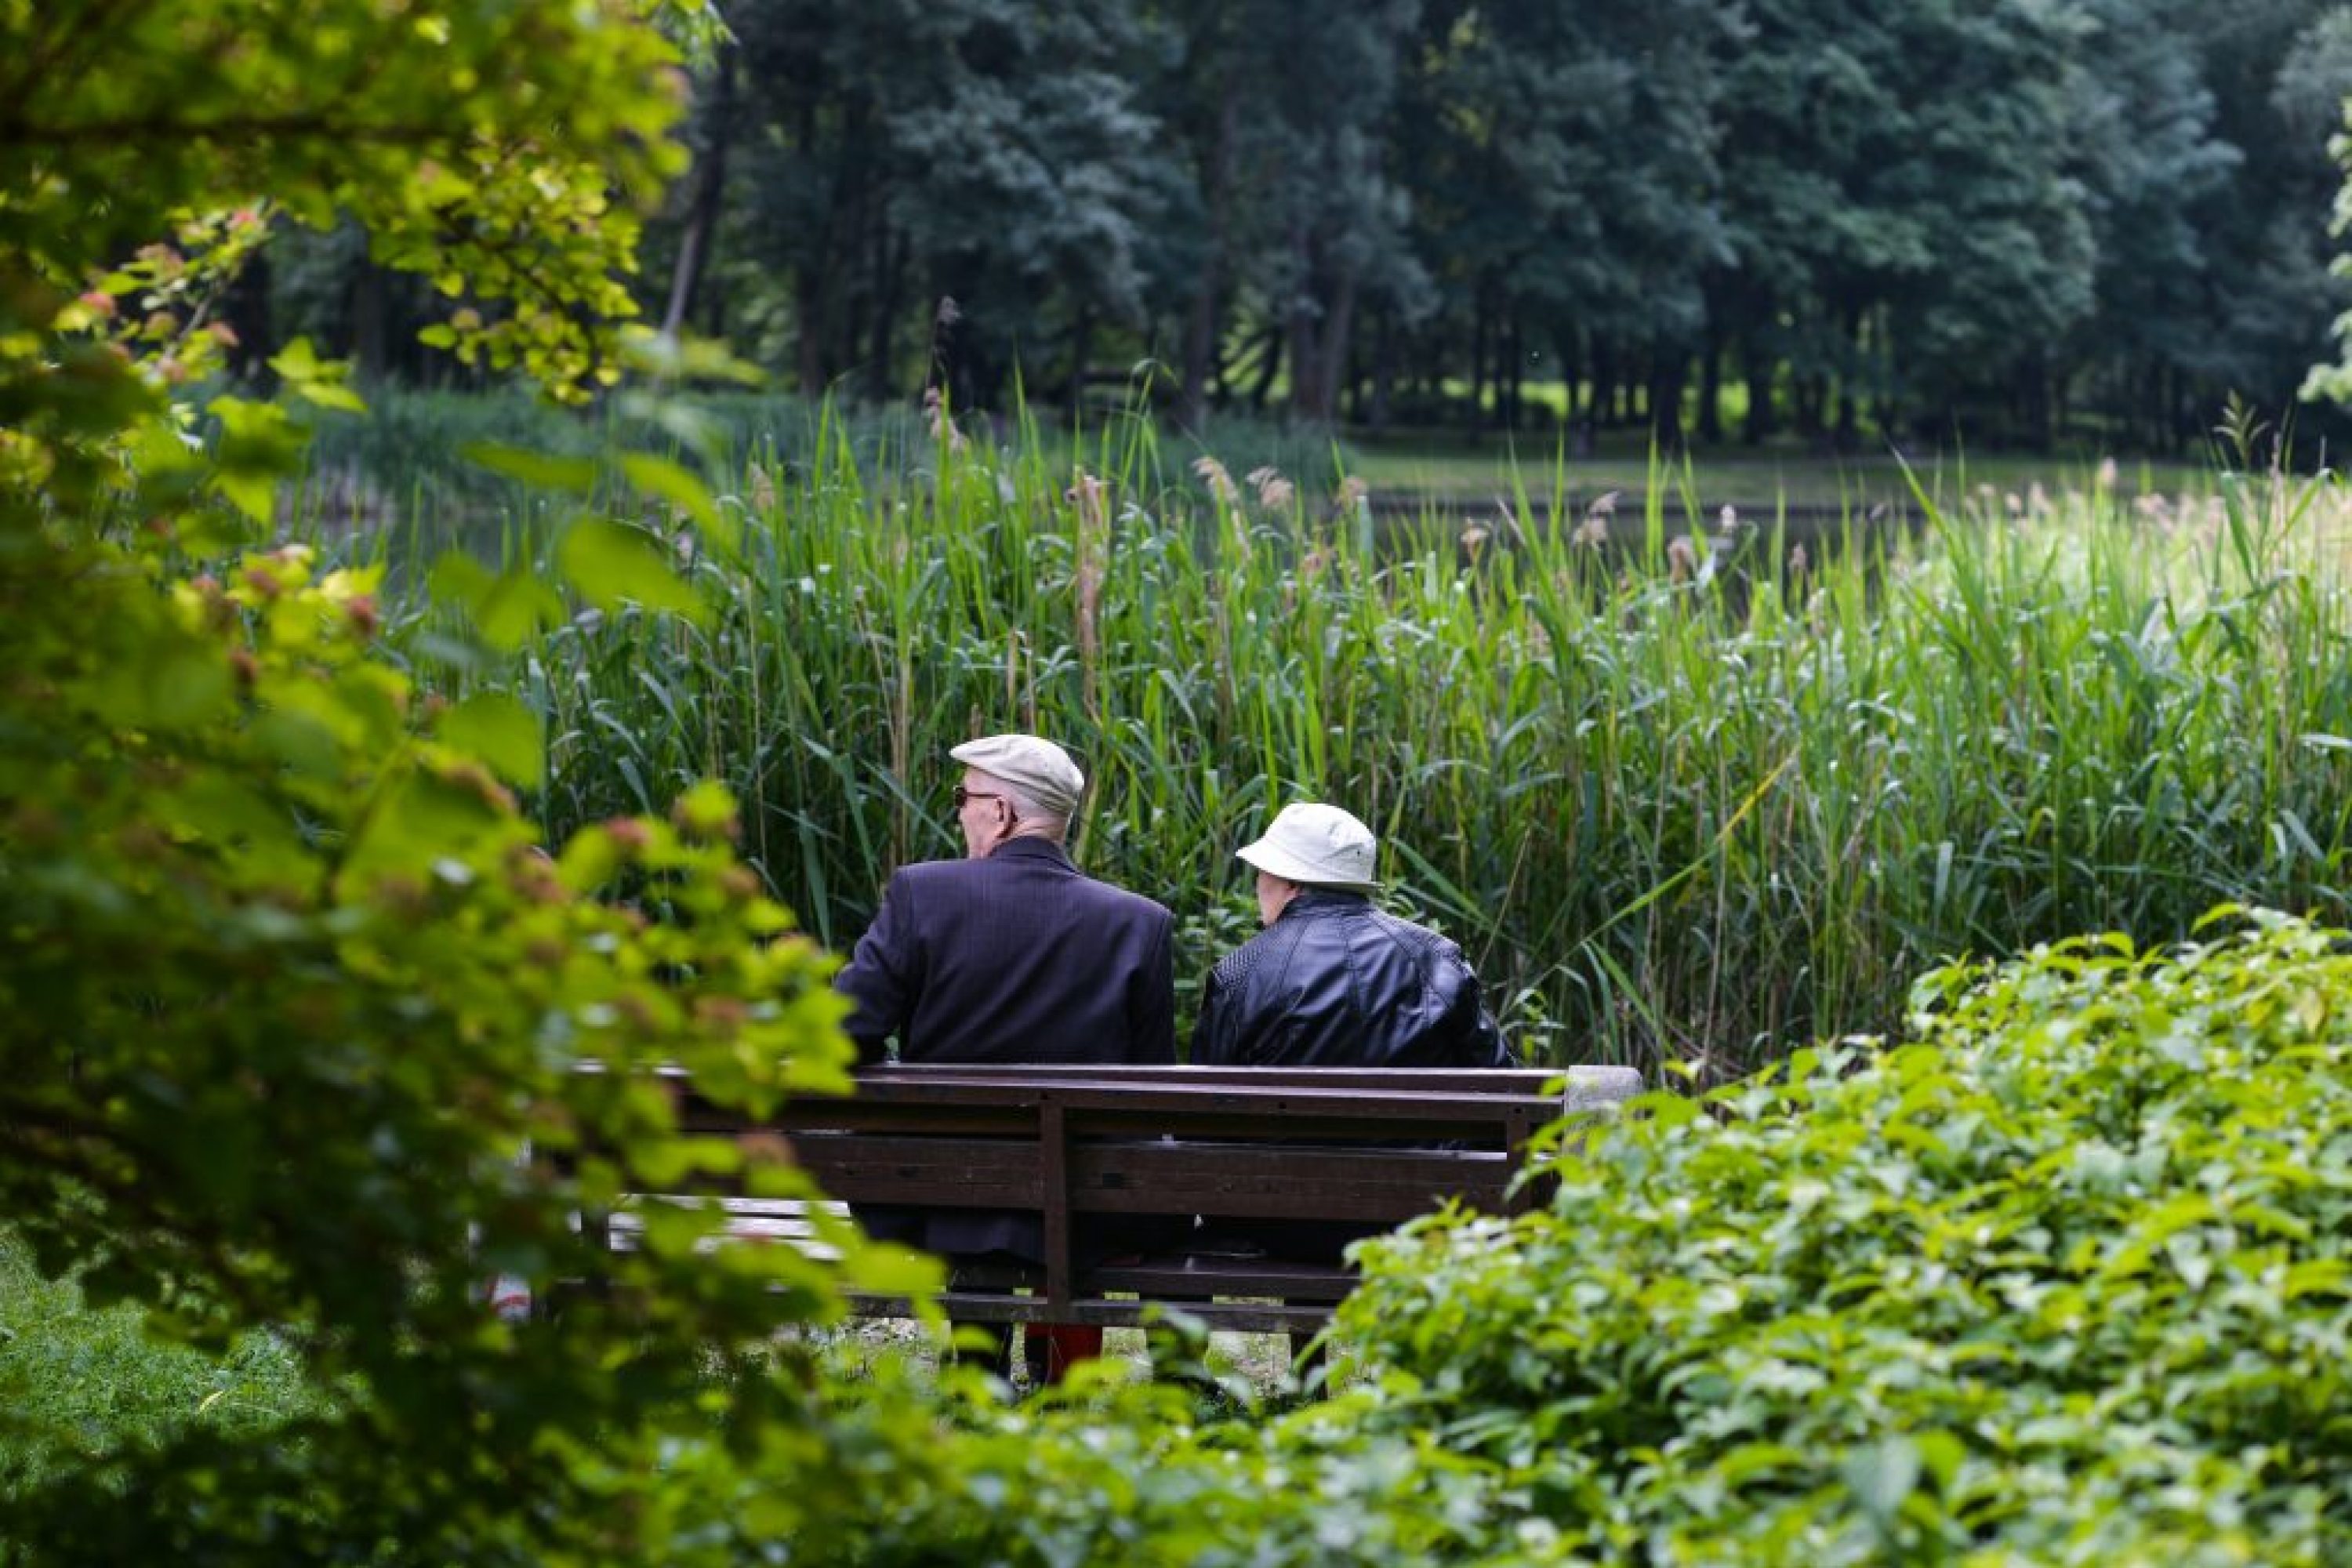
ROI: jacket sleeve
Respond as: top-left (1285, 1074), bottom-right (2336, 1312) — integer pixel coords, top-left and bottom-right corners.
top-left (1190, 962), bottom-right (1234, 1065)
top-left (1131, 909), bottom-right (1178, 1064)
top-left (1466, 989), bottom-right (1514, 1067)
top-left (833, 873), bottom-right (916, 1065)
top-left (1433, 938), bottom-right (1515, 1067)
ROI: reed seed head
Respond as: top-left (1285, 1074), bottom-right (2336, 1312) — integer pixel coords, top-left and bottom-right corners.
top-left (1247, 466), bottom-right (1294, 510)
top-left (1192, 456), bottom-right (1236, 504)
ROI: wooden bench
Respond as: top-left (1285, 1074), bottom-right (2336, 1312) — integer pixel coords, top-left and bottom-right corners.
top-left (604, 1063), bottom-right (1641, 1334)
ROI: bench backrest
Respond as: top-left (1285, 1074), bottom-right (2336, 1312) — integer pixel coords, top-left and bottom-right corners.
top-left (656, 1064), bottom-right (1641, 1312)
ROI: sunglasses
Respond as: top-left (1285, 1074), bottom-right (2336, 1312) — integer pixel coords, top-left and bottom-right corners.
top-left (953, 785), bottom-right (1012, 811)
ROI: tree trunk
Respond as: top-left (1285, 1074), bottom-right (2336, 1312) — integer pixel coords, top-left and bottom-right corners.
top-left (1368, 307), bottom-right (1395, 430)
top-left (222, 245), bottom-right (275, 386)
top-left (661, 44), bottom-right (735, 339)
top-left (1649, 347), bottom-right (1683, 446)
top-left (840, 129), bottom-right (895, 394)
top-left (794, 271), bottom-right (825, 396)
top-left (1744, 335), bottom-right (1774, 445)
top-left (866, 226), bottom-right (905, 401)
top-left (1469, 285), bottom-right (1490, 434)
top-left (1697, 332), bottom-right (1723, 445)
top-left (1795, 375), bottom-right (1825, 442)
top-left (1502, 312), bottom-right (1523, 431)
top-left (2018, 355), bottom-right (2051, 451)
top-left (1308, 268), bottom-right (1358, 425)
top-left (1285, 220), bottom-right (1325, 421)
top-left (793, 98), bottom-right (868, 395)
top-left (1179, 93), bottom-right (1238, 429)
top-left (1067, 305), bottom-right (1094, 411)
top-left (1865, 305), bottom-right (1895, 441)
top-left (350, 260), bottom-right (389, 382)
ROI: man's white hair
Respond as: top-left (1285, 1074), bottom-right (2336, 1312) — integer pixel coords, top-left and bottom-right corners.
top-left (978, 771), bottom-right (1070, 841)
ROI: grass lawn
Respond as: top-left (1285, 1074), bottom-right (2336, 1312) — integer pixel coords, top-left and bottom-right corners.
top-left (0, 1229), bottom-right (1321, 1496)
top-left (0, 1232), bottom-right (314, 1492)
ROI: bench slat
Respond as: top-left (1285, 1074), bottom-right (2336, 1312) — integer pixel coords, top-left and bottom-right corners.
top-left (792, 1077), bottom-right (1563, 1122)
top-left (1088, 1256), bottom-right (1356, 1301)
top-left (1068, 1142), bottom-right (1508, 1221)
top-left (783, 1135), bottom-right (1507, 1221)
top-left (783, 1135), bottom-right (1042, 1207)
top-left (851, 1291), bottom-right (1340, 1334)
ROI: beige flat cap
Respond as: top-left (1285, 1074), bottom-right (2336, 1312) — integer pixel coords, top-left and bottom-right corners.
top-left (949, 733), bottom-right (1086, 817)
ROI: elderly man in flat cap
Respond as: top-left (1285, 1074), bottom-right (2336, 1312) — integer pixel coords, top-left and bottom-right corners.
top-left (1192, 801), bottom-right (1510, 1264)
top-left (835, 733), bottom-right (1176, 1383)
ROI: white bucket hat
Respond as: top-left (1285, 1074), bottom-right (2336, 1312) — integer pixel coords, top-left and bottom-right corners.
top-left (1235, 802), bottom-right (1380, 892)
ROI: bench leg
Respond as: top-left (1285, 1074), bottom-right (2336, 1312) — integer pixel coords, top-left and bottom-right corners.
top-left (946, 1320), bottom-right (1016, 1378)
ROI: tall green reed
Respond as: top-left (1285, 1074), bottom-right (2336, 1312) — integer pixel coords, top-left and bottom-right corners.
top-left (371, 410), bottom-right (2352, 1080)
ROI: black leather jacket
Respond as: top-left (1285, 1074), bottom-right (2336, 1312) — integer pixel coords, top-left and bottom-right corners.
top-left (1191, 891), bottom-right (1512, 1069)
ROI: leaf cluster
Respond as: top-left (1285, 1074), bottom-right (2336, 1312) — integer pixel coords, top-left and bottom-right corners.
top-left (0, 3), bottom-right (954, 1561)
top-left (0, 506), bottom-right (967, 1561)
top-left (1337, 912), bottom-right (2352, 1563)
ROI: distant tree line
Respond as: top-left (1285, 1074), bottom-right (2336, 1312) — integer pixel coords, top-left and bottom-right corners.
top-left (245, 0), bottom-right (2352, 453)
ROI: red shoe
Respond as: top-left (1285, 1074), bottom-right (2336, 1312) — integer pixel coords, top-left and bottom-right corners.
top-left (1023, 1323), bottom-right (1105, 1386)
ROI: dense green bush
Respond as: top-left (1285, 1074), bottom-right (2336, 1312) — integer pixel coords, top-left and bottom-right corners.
top-left (0, 1233), bottom-right (312, 1496)
top-left (1333, 912), bottom-right (2352, 1563)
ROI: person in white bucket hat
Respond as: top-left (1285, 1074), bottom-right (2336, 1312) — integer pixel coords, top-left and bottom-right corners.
top-left (1192, 801), bottom-right (1511, 1262)
top-left (1197, 801), bottom-right (1508, 1072)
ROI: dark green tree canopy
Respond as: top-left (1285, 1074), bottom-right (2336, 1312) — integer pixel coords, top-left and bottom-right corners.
top-left (621, 0), bottom-right (2352, 449)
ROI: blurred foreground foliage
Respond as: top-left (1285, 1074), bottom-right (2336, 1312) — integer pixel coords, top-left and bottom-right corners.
top-left (0, 2), bottom-right (948, 1562)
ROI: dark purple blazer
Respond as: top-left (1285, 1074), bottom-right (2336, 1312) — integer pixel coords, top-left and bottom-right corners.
top-left (833, 836), bottom-right (1176, 1260)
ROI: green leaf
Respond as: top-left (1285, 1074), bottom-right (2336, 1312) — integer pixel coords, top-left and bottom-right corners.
top-left (427, 550), bottom-right (495, 605)
top-left (556, 516), bottom-right (703, 620)
top-left (672, 779), bottom-right (737, 840)
top-left (463, 442), bottom-right (601, 495)
top-left (430, 552), bottom-right (564, 652)
top-left (94, 627), bottom-right (234, 728)
top-left (335, 771), bottom-right (508, 895)
top-left (209, 397), bottom-right (307, 521)
top-left (1842, 1437), bottom-right (1920, 1526)
top-left (621, 452), bottom-right (742, 564)
top-left (842, 1241), bottom-right (944, 1300)
top-left (439, 692), bottom-right (545, 789)
top-left (270, 337), bottom-right (368, 412)
top-left (619, 452), bottom-right (717, 528)
top-left (249, 711), bottom-right (342, 779)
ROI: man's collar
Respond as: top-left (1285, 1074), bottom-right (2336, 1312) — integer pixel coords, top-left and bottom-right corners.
top-left (988, 835), bottom-right (1073, 866)
top-left (1280, 887), bottom-right (1373, 916)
